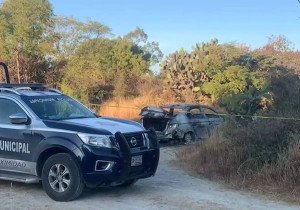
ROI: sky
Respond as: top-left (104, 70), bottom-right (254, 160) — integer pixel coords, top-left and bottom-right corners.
top-left (42, 1), bottom-right (300, 56)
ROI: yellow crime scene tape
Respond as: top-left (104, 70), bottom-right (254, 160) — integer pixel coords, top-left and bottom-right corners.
top-left (216, 113), bottom-right (300, 121)
top-left (88, 103), bottom-right (300, 122)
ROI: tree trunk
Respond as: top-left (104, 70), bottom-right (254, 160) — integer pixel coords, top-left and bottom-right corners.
top-left (16, 51), bottom-right (21, 83)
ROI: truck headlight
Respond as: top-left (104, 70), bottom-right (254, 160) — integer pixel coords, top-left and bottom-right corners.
top-left (78, 133), bottom-right (117, 149)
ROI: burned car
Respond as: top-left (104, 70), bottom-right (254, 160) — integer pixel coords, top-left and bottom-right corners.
top-left (140, 104), bottom-right (223, 143)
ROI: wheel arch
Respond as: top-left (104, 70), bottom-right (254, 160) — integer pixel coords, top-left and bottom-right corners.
top-left (177, 125), bottom-right (195, 140)
top-left (35, 138), bottom-right (84, 178)
top-left (36, 147), bottom-right (64, 177)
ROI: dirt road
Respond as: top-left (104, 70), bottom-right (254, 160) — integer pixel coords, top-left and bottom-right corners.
top-left (0, 147), bottom-right (299, 210)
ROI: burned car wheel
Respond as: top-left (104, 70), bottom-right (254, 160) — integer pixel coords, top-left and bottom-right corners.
top-left (183, 132), bottom-right (195, 144)
top-left (42, 153), bottom-right (84, 202)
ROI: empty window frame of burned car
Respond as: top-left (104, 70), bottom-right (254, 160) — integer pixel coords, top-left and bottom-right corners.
top-left (140, 104), bottom-right (223, 143)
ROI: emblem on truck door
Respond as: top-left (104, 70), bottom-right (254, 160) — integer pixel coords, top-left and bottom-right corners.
top-left (130, 137), bottom-right (138, 147)
top-left (0, 140), bottom-right (30, 154)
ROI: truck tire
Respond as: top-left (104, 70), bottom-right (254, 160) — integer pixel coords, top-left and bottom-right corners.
top-left (42, 153), bottom-right (84, 202)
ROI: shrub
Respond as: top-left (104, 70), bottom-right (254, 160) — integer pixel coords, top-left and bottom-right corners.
top-left (177, 119), bottom-right (300, 200)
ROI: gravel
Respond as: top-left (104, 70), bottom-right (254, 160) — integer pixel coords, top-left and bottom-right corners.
top-left (0, 147), bottom-right (299, 210)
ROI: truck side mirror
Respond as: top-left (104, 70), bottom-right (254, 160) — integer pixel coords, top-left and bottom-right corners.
top-left (9, 113), bottom-right (29, 125)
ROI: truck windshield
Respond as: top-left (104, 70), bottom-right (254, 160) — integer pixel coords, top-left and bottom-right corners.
top-left (22, 95), bottom-right (96, 121)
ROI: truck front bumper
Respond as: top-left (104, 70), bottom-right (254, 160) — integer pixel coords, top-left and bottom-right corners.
top-left (80, 130), bottom-right (160, 187)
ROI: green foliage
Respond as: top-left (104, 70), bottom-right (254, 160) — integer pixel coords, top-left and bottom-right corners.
top-left (0, 1), bottom-right (162, 99)
top-left (0, 0), bottom-right (298, 118)
top-left (202, 66), bottom-right (250, 99)
top-left (162, 40), bottom-right (248, 101)
top-left (54, 16), bottom-right (112, 58)
top-left (0, 0), bottom-right (54, 82)
top-left (61, 37), bottom-right (151, 103)
top-left (267, 68), bottom-right (300, 117)
top-left (124, 27), bottom-right (163, 65)
top-left (162, 48), bottom-right (204, 100)
top-left (202, 66), bottom-right (268, 115)
top-left (222, 86), bottom-right (270, 115)
top-left (161, 39), bottom-right (274, 114)
top-left (0, 0), bottom-right (53, 55)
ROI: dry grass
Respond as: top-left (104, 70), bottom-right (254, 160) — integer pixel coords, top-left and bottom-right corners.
top-left (177, 132), bottom-right (240, 184)
top-left (91, 91), bottom-right (214, 120)
top-left (177, 120), bottom-right (300, 202)
top-left (94, 89), bottom-right (176, 120)
top-left (87, 75), bottom-right (216, 120)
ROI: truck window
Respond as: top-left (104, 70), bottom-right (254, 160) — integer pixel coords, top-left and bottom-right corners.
top-left (0, 98), bottom-right (26, 124)
top-left (22, 95), bottom-right (96, 121)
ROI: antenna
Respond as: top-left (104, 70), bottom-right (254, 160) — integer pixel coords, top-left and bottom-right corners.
top-left (0, 62), bottom-right (10, 84)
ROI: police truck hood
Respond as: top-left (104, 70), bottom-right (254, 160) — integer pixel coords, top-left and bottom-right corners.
top-left (63, 117), bottom-right (144, 134)
top-left (43, 117), bottom-right (144, 135)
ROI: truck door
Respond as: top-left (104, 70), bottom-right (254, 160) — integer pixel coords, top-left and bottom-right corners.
top-left (0, 97), bottom-right (37, 175)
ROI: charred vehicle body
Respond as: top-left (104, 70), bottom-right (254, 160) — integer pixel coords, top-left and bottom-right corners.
top-left (0, 62), bottom-right (159, 201)
top-left (140, 104), bottom-right (223, 143)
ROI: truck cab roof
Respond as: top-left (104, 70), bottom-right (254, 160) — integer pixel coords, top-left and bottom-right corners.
top-left (0, 83), bottom-right (62, 98)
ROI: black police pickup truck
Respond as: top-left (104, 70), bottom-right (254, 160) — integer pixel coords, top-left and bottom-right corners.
top-left (0, 62), bottom-right (159, 201)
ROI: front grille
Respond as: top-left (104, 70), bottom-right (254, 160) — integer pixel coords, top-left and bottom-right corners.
top-left (124, 132), bottom-right (145, 148)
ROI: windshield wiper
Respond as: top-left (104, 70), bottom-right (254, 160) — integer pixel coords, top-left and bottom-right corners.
top-left (58, 116), bottom-right (96, 121)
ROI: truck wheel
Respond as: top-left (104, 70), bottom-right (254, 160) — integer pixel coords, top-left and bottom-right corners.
top-left (42, 153), bottom-right (84, 202)
top-left (118, 179), bottom-right (138, 187)
top-left (183, 132), bottom-right (195, 144)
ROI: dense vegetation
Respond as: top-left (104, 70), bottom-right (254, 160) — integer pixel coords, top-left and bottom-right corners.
top-left (0, 0), bottom-right (162, 104)
top-left (1, 0), bottom-right (299, 117)
top-left (162, 37), bottom-right (300, 115)
top-left (175, 39), bottom-right (300, 201)
top-left (1, 0), bottom-right (300, 200)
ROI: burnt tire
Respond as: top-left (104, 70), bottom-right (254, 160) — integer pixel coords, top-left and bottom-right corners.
top-left (183, 132), bottom-right (195, 144)
top-left (42, 153), bottom-right (84, 202)
top-left (118, 179), bottom-right (138, 187)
